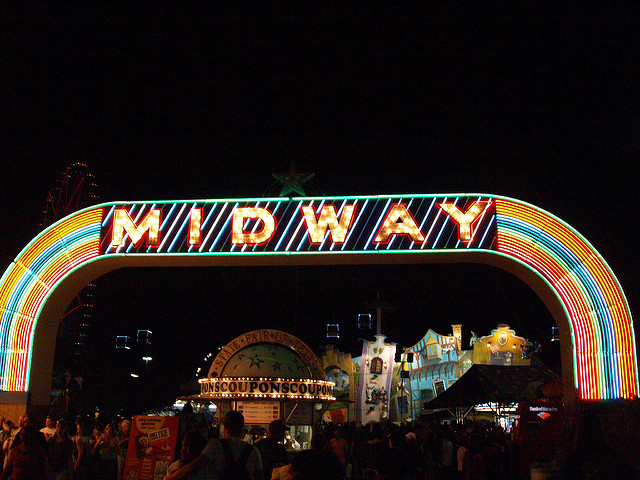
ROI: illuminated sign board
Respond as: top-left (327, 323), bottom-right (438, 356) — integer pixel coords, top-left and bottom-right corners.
top-left (199, 377), bottom-right (335, 401)
top-left (103, 196), bottom-right (495, 254)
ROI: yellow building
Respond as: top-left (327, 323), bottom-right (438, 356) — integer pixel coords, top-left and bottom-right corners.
top-left (472, 324), bottom-right (532, 366)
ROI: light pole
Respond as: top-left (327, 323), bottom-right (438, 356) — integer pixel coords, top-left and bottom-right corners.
top-left (142, 356), bottom-right (152, 373)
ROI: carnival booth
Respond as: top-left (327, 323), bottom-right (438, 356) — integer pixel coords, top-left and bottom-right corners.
top-left (188, 329), bottom-right (336, 450)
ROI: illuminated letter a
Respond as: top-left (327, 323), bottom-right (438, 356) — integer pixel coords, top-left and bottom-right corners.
top-left (374, 204), bottom-right (425, 243)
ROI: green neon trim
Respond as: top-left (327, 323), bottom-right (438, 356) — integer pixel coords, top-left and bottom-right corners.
top-left (106, 247), bottom-right (494, 257)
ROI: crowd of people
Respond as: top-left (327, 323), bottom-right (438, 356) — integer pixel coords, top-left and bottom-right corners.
top-left (169, 411), bottom-right (513, 480)
top-left (167, 409), bottom-right (637, 480)
top-left (0, 412), bottom-right (130, 480)
top-left (0, 408), bottom-right (633, 479)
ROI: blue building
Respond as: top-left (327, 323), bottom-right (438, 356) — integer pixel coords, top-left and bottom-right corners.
top-left (399, 326), bottom-right (463, 417)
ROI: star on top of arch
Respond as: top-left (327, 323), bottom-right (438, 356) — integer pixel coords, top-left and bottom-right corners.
top-left (272, 162), bottom-right (315, 197)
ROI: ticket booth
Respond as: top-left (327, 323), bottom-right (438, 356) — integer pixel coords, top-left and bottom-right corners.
top-left (187, 329), bottom-right (336, 450)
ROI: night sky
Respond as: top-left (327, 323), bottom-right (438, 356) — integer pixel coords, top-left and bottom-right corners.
top-left (2, 6), bottom-right (638, 408)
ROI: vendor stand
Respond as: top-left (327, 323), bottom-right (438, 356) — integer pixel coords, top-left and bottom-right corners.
top-left (183, 329), bottom-right (336, 450)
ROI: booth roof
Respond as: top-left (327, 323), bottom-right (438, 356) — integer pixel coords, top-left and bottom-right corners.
top-left (424, 359), bottom-right (558, 409)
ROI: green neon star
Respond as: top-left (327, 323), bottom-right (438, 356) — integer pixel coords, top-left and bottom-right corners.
top-left (272, 162), bottom-right (315, 197)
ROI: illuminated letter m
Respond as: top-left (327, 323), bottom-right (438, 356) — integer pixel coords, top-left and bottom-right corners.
top-left (112, 209), bottom-right (161, 247)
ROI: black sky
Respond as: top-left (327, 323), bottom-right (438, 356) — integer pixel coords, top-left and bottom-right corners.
top-left (1, 6), bottom-right (638, 406)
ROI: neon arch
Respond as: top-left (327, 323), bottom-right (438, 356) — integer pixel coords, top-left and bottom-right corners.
top-left (0, 194), bottom-right (636, 407)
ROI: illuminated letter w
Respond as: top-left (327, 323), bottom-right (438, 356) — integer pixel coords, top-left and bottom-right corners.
top-left (302, 204), bottom-right (356, 243)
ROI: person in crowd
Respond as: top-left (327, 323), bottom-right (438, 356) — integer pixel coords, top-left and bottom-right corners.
top-left (0, 426), bottom-right (49, 480)
top-left (374, 427), bottom-right (411, 480)
top-left (93, 422), bottom-right (119, 480)
top-left (405, 431), bottom-right (427, 480)
top-left (362, 422), bottom-right (387, 476)
top-left (165, 430), bottom-right (207, 478)
top-left (249, 426), bottom-right (265, 443)
top-left (254, 419), bottom-right (289, 480)
top-left (559, 411), bottom-right (636, 479)
top-left (349, 421), bottom-right (368, 479)
top-left (0, 419), bottom-right (15, 468)
top-left (283, 432), bottom-right (301, 450)
top-left (89, 424), bottom-right (102, 453)
top-left (466, 438), bottom-right (485, 480)
top-left (71, 421), bottom-right (92, 480)
top-left (440, 427), bottom-right (456, 478)
top-left (116, 419), bottom-right (131, 480)
top-left (481, 426), bottom-right (506, 480)
top-left (363, 467), bottom-right (379, 480)
top-left (9, 415), bottom-right (47, 454)
top-left (328, 425), bottom-right (349, 477)
top-left (40, 416), bottom-right (56, 442)
top-left (456, 432), bottom-right (469, 480)
top-left (242, 428), bottom-right (253, 445)
top-left (288, 431), bottom-right (343, 480)
top-left (47, 418), bottom-right (74, 480)
top-left (165, 410), bottom-right (263, 480)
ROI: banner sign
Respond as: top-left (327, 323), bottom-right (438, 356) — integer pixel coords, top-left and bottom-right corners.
top-left (101, 196), bottom-right (496, 255)
top-left (357, 335), bottom-right (396, 423)
top-left (123, 415), bottom-right (180, 480)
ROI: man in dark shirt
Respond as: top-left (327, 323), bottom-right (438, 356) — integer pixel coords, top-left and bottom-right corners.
top-left (254, 419), bottom-right (290, 480)
top-left (289, 432), bottom-right (343, 480)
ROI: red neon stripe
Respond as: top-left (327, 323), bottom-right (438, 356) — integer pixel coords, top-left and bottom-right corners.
top-left (497, 230), bottom-right (600, 398)
top-left (496, 198), bottom-right (639, 399)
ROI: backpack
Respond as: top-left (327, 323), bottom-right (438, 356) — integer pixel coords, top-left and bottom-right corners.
top-left (219, 439), bottom-right (253, 480)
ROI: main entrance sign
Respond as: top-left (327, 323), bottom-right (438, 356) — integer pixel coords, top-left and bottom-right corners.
top-left (0, 194), bottom-right (637, 407)
top-left (105, 197), bottom-right (493, 253)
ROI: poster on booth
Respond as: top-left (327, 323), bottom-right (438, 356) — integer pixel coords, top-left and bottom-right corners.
top-left (123, 416), bottom-right (179, 480)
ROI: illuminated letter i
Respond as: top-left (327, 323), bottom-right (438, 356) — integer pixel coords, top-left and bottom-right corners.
top-left (188, 208), bottom-right (202, 246)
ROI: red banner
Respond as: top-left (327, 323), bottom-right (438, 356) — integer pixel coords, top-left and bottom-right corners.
top-left (123, 416), bottom-right (180, 480)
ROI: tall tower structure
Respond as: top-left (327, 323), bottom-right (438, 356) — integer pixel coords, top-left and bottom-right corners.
top-left (40, 163), bottom-right (99, 369)
top-left (451, 324), bottom-right (463, 352)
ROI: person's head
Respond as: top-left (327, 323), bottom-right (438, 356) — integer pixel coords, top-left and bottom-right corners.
top-left (363, 468), bottom-right (379, 480)
top-left (19, 426), bottom-right (39, 447)
top-left (77, 422), bottom-right (89, 436)
top-left (3, 419), bottom-right (14, 431)
top-left (310, 432), bottom-right (327, 450)
top-left (19, 415), bottom-right (32, 429)
top-left (55, 419), bottom-right (68, 437)
top-left (103, 423), bottom-right (115, 438)
top-left (121, 419), bottom-right (131, 436)
top-left (268, 419), bottom-right (290, 441)
top-left (222, 410), bottom-right (244, 438)
top-left (368, 421), bottom-right (383, 440)
top-left (45, 416), bottom-right (54, 429)
top-left (181, 430), bottom-right (207, 463)
top-left (388, 429), bottom-right (406, 449)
